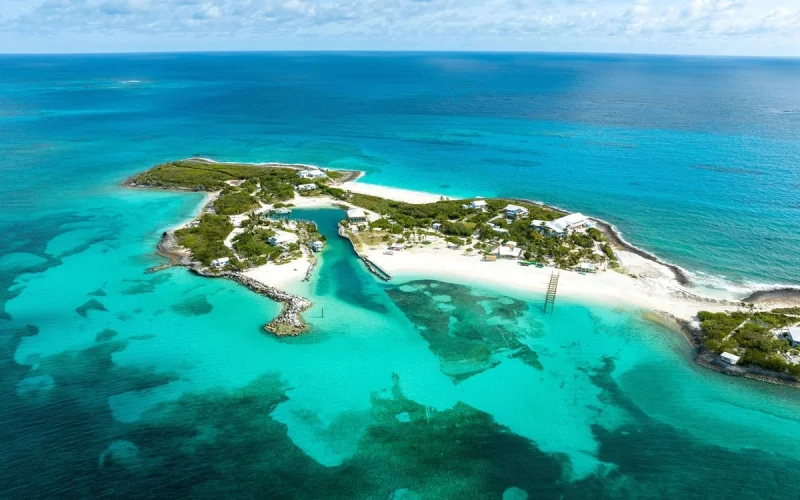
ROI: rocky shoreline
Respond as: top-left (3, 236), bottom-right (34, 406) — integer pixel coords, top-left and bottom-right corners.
top-left (667, 314), bottom-right (800, 389)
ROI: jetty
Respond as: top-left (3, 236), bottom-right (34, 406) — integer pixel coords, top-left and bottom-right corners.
top-left (544, 271), bottom-right (560, 313)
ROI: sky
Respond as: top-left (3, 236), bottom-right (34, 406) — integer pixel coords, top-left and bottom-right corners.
top-left (0, 0), bottom-right (798, 56)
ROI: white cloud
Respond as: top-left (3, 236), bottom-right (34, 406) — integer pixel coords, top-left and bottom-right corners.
top-left (0, 0), bottom-right (798, 54)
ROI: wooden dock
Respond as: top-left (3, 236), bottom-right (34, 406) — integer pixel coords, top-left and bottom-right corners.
top-left (543, 271), bottom-right (560, 313)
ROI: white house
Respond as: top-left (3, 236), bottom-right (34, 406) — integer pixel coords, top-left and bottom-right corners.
top-left (311, 240), bottom-right (324, 252)
top-left (504, 204), bottom-right (529, 218)
top-left (504, 241), bottom-right (517, 248)
top-left (269, 231), bottom-right (298, 247)
top-left (468, 200), bottom-right (487, 210)
top-left (297, 183), bottom-right (317, 192)
top-left (496, 245), bottom-right (522, 259)
top-left (720, 352), bottom-right (740, 365)
top-left (211, 257), bottom-right (230, 269)
top-left (544, 213), bottom-right (594, 235)
top-left (492, 227), bottom-right (509, 234)
top-left (389, 243), bottom-right (405, 251)
top-left (272, 207), bottom-right (291, 216)
top-left (432, 222), bottom-right (442, 231)
top-left (298, 169), bottom-right (327, 179)
top-left (787, 327), bottom-right (800, 348)
top-left (347, 208), bottom-right (367, 223)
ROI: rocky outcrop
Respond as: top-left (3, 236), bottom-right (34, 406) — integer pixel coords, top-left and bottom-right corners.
top-left (668, 313), bottom-right (800, 389)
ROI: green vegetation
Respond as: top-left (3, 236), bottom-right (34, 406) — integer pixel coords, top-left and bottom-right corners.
top-left (587, 227), bottom-right (604, 241)
top-left (214, 188), bottom-right (259, 216)
top-left (175, 215), bottom-right (234, 266)
top-left (129, 160), bottom-right (271, 190)
top-left (233, 229), bottom-right (281, 264)
top-left (697, 309), bottom-right (800, 378)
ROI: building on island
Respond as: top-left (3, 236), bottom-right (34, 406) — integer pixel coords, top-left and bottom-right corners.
top-left (484, 254), bottom-right (497, 262)
top-left (492, 226), bottom-right (509, 234)
top-left (720, 352), bottom-right (740, 365)
top-left (432, 222), bottom-right (442, 231)
top-left (504, 241), bottom-right (517, 248)
top-left (269, 231), bottom-right (298, 248)
top-left (347, 208), bottom-right (367, 223)
top-left (464, 199), bottom-right (487, 210)
top-left (388, 243), bottom-right (405, 251)
top-left (576, 262), bottom-right (597, 273)
top-left (298, 169), bottom-right (327, 180)
top-left (311, 240), bottom-right (324, 252)
top-left (272, 207), bottom-right (292, 217)
top-left (297, 183), bottom-right (317, 192)
top-left (503, 204), bottom-right (529, 219)
top-left (787, 327), bottom-right (800, 347)
top-left (211, 257), bottom-right (230, 269)
top-left (539, 213), bottom-right (594, 236)
top-left (496, 245), bottom-right (522, 259)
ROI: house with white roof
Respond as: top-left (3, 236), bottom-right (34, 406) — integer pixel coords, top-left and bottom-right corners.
top-left (542, 213), bottom-right (594, 235)
top-left (467, 199), bottom-right (487, 210)
top-left (720, 352), bottom-right (740, 365)
top-left (297, 183), bottom-right (317, 192)
top-left (503, 204), bottom-right (529, 219)
top-left (496, 245), bottom-right (522, 259)
top-left (298, 169), bottom-right (327, 179)
top-left (311, 240), bottom-right (324, 252)
top-left (269, 231), bottom-right (298, 247)
top-left (787, 327), bottom-right (800, 348)
top-left (211, 257), bottom-right (230, 269)
top-left (347, 208), bottom-right (367, 223)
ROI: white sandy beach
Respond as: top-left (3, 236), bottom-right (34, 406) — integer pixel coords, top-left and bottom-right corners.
top-left (243, 257), bottom-right (314, 289)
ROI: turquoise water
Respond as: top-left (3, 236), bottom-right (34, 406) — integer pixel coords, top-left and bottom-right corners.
top-left (3, 53), bottom-right (800, 498)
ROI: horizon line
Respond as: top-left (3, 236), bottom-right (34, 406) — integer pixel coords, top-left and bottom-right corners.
top-left (0, 48), bottom-right (799, 60)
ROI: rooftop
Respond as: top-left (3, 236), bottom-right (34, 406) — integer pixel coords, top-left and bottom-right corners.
top-left (347, 208), bottom-right (366, 219)
top-left (545, 213), bottom-right (591, 233)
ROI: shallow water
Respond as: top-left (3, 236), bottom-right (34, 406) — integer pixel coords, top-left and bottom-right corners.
top-left (2, 54), bottom-right (800, 498)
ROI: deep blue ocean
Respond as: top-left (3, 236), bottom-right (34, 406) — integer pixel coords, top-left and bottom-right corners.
top-left (2, 53), bottom-right (800, 499)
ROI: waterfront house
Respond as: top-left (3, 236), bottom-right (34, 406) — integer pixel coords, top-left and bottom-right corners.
top-left (311, 240), bottom-right (324, 252)
top-left (496, 245), bottom-right (522, 259)
top-left (543, 213), bottom-right (594, 236)
top-left (211, 257), bottom-right (230, 269)
top-left (467, 200), bottom-right (487, 210)
top-left (389, 243), bottom-right (405, 251)
top-left (787, 327), bottom-right (800, 347)
top-left (269, 231), bottom-right (298, 247)
top-left (503, 204), bottom-right (529, 219)
top-left (272, 207), bottom-right (292, 216)
top-left (720, 352), bottom-right (740, 365)
top-left (484, 254), bottom-right (497, 262)
top-left (297, 183), bottom-right (316, 192)
top-left (347, 208), bottom-right (367, 223)
top-left (576, 262), bottom-right (597, 273)
top-left (298, 169), bottom-right (327, 179)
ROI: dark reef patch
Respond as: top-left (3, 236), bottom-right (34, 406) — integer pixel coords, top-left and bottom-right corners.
top-left (385, 280), bottom-right (542, 381)
top-left (95, 329), bottom-right (118, 342)
top-left (76, 299), bottom-right (109, 317)
top-left (170, 295), bottom-right (213, 316)
top-left (88, 288), bottom-right (107, 297)
top-left (122, 281), bottom-right (156, 295)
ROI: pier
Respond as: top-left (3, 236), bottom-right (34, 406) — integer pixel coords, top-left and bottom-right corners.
top-left (543, 271), bottom-right (560, 313)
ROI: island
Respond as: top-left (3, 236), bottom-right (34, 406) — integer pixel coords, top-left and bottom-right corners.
top-left (126, 158), bottom-right (800, 386)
